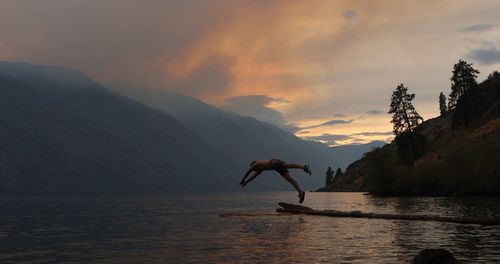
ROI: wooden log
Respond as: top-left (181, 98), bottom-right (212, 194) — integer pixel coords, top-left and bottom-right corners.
top-left (219, 212), bottom-right (289, 217)
top-left (277, 202), bottom-right (500, 226)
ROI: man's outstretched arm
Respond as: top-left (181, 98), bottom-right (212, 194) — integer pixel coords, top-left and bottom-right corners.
top-left (240, 167), bottom-right (254, 186)
top-left (241, 170), bottom-right (262, 188)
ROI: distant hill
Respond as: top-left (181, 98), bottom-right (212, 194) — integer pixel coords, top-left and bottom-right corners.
top-left (110, 84), bottom-right (386, 190)
top-left (0, 61), bottom-right (235, 194)
top-left (0, 61), bottom-right (385, 194)
top-left (320, 73), bottom-right (500, 195)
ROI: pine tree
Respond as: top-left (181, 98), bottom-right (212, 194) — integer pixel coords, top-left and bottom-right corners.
top-left (448, 59), bottom-right (479, 110)
top-left (389, 84), bottom-right (423, 137)
top-left (439, 92), bottom-right (447, 116)
top-left (325, 166), bottom-right (334, 187)
top-left (389, 84), bottom-right (426, 163)
top-left (334, 168), bottom-right (343, 179)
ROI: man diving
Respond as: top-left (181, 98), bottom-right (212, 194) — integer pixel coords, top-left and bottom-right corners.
top-left (239, 159), bottom-right (312, 204)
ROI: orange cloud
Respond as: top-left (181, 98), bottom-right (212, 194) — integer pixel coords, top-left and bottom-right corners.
top-left (1, 0), bottom-right (499, 144)
top-left (155, 0), bottom-right (455, 106)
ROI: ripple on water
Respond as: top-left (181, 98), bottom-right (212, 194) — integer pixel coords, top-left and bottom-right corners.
top-left (1, 192), bottom-right (500, 263)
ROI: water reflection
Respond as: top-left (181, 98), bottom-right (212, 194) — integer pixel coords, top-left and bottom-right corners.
top-left (1, 193), bottom-right (500, 263)
top-left (366, 195), bottom-right (500, 263)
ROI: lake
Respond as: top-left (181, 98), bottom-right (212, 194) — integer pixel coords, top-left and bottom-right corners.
top-left (1, 192), bottom-right (500, 263)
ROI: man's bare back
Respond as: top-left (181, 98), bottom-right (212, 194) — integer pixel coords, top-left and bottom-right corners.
top-left (247, 160), bottom-right (274, 171)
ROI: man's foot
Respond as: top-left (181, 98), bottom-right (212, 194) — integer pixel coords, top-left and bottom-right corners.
top-left (304, 164), bottom-right (312, 176)
top-left (298, 191), bottom-right (305, 204)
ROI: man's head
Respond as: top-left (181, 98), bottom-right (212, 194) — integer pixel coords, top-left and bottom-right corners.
top-left (250, 161), bottom-right (256, 167)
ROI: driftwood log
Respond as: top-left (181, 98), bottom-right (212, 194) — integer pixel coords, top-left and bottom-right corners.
top-left (277, 202), bottom-right (500, 226)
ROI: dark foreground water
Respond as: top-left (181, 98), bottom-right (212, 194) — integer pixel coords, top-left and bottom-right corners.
top-left (1, 192), bottom-right (500, 263)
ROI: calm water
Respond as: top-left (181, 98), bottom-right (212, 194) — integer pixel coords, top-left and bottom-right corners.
top-left (1, 192), bottom-right (500, 263)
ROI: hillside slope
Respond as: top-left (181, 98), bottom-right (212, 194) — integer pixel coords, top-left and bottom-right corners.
top-left (0, 61), bottom-right (234, 194)
top-left (320, 73), bottom-right (500, 195)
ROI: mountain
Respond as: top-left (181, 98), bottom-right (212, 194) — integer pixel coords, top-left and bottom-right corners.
top-left (320, 72), bottom-right (500, 195)
top-left (0, 61), bottom-right (235, 194)
top-left (0, 60), bottom-right (384, 194)
top-left (110, 84), bottom-right (385, 190)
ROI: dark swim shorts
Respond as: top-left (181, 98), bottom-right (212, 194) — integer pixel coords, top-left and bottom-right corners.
top-left (270, 159), bottom-right (289, 174)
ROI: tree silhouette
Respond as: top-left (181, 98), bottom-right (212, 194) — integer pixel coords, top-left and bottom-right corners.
top-left (487, 71), bottom-right (500, 80)
top-left (448, 59), bottom-right (479, 110)
top-left (389, 84), bottom-right (425, 164)
top-left (389, 84), bottom-right (423, 137)
top-left (334, 168), bottom-right (343, 179)
top-left (325, 166), bottom-right (334, 187)
top-left (439, 92), bottom-right (447, 116)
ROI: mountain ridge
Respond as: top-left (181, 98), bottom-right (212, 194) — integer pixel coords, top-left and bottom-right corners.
top-left (109, 83), bottom-right (387, 189)
top-left (0, 61), bottom-right (234, 194)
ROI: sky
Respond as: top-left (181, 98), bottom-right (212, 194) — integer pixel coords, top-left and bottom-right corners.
top-left (1, 0), bottom-right (500, 146)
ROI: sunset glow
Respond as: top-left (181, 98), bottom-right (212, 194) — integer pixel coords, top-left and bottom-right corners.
top-left (1, 0), bottom-right (499, 145)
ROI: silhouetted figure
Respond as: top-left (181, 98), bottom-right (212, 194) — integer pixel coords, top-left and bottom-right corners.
top-left (240, 159), bottom-right (311, 204)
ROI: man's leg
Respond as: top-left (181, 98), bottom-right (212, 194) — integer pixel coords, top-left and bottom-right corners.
top-left (282, 162), bottom-right (305, 170)
top-left (283, 162), bottom-right (311, 176)
top-left (280, 171), bottom-right (306, 204)
top-left (279, 172), bottom-right (303, 193)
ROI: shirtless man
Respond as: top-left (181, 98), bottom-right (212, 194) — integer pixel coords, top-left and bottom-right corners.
top-left (239, 159), bottom-right (312, 204)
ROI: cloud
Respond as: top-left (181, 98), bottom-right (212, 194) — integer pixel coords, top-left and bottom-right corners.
top-left (320, 119), bottom-right (354, 126)
top-left (164, 56), bottom-right (234, 100)
top-left (342, 10), bottom-right (359, 21)
top-left (304, 131), bottom-right (393, 146)
top-left (352, 131), bottom-right (393, 136)
top-left (221, 95), bottom-right (299, 132)
top-left (0, 0), bottom-right (448, 106)
top-left (365, 110), bottom-right (386, 115)
top-left (1, 0), bottom-right (499, 137)
top-left (304, 133), bottom-right (351, 146)
top-left (333, 113), bottom-right (347, 117)
top-left (280, 124), bottom-right (302, 133)
top-left (460, 24), bottom-right (495, 33)
top-left (466, 45), bottom-right (500, 65)
top-left (304, 119), bottom-right (354, 129)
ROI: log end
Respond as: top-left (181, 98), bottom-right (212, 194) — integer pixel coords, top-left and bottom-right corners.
top-left (278, 202), bottom-right (314, 212)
